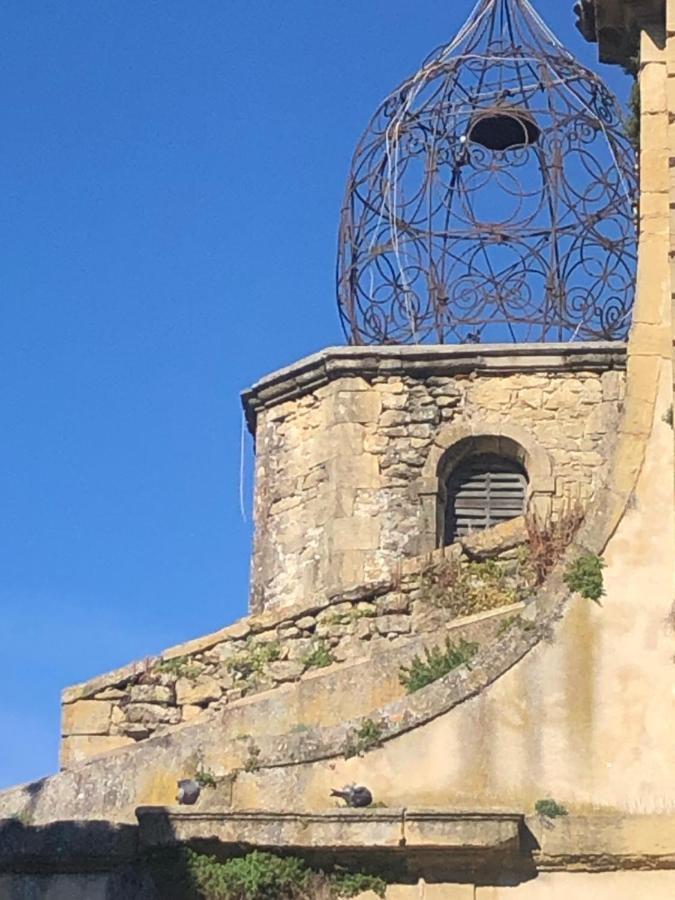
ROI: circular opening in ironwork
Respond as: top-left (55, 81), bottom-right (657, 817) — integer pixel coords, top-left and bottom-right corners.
top-left (468, 108), bottom-right (541, 151)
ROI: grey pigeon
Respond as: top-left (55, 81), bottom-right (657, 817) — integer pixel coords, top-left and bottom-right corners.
top-left (176, 779), bottom-right (201, 806)
top-left (331, 784), bottom-right (373, 808)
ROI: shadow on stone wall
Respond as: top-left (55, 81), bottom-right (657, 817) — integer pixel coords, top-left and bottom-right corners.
top-left (0, 816), bottom-right (154, 900)
top-left (0, 809), bottom-right (543, 898)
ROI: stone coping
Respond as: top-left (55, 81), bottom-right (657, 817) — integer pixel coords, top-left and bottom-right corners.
top-left (241, 341), bottom-right (627, 431)
top-left (60, 596), bottom-right (522, 717)
top-left (62, 541), bottom-right (508, 705)
top-left (61, 579), bottom-right (393, 705)
top-left (136, 807), bottom-right (524, 854)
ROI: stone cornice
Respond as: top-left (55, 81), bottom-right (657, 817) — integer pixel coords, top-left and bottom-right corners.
top-left (136, 807), bottom-right (524, 855)
top-left (241, 342), bottom-right (627, 433)
top-left (134, 808), bottom-right (675, 874)
top-left (575, 0), bottom-right (665, 64)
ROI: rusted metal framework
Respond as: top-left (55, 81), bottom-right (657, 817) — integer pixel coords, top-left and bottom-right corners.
top-left (337, 0), bottom-right (637, 346)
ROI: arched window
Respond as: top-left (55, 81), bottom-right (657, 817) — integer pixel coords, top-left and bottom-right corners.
top-left (443, 453), bottom-right (528, 545)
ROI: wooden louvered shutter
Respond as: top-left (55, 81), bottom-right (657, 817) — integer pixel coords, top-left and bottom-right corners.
top-left (445, 453), bottom-right (527, 544)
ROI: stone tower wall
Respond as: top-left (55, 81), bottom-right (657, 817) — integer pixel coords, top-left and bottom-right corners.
top-left (245, 344), bottom-right (626, 614)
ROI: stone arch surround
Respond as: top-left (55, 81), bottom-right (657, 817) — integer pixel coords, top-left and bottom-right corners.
top-left (419, 420), bottom-right (555, 550)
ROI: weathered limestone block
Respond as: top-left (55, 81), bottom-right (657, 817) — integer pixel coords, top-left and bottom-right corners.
top-left (175, 676), bottom-right (222, 707)
top-left (379, 409), bottom-right (409, 428)
top-left (279, 625), bottom-right (301, 641)
top-left (62, 701), bottom-right (112, 736)
top-left (602, 370), bottom-right (625, 402)
top-left (266, 661), bottom-right (305, 682)
top-left (329, 390), bottom-right (382, 424)
top-left (286, 638), bottom-right (316, 661)
top-left (579, 378), bottom-right (604, 403)
top-left (374, 615), bottom-right (411, 635)
top-left (354, 619), bottom-right (374, 640)
top-left (94, 688), bottom-right (127, 701)
top-left (332, 517), bottom-right (381, 551)
top-left (216, 672), bottom-right (235, 691)
top-left (121, 723), bottom-right (152, 740)
top-left (60, 734), bottom-right (134, 768)
top-left (317, 602), bottom-right (355, 620)
top-left (212, 642), bottom-right (239, 662)
top-left (129, 684), bottom-right (174, 705)
top-left (518, 387), bottom-right (544, 408)
top-left (125, 704), bottom-right (175, 726)
top-left (381, 392), bottom-right (408, 410)
top-left (460, 517), bottom-right (527, 561)
top-left (328, 453), bottom-right (380, 489)
top-left (222, 620), bottom-right (251, 641)
top-left (376, 593), bottom-right (409, 615)
top-left (412, 602), bottom-right (452, 633)
top-left (333, 635), bottom-right (369, 662)
top-left (316, 620), bottom-right (356, 638)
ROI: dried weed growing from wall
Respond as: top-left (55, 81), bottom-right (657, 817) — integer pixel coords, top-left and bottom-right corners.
top-left (525, 503), bottom-right (585, 585)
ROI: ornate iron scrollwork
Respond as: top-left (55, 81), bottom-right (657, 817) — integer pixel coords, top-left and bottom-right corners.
top-left (337, 0), bottom-right (637, 345)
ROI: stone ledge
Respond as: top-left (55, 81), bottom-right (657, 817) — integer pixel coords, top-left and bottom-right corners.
top-left (529, 813), bottom-right (675, 872)
top-left (136, 807), bottom-right (523, 854)
top-left (242, 342), bottom-right (627, 432)
top-left (135, 809), bottom-right (675, 873)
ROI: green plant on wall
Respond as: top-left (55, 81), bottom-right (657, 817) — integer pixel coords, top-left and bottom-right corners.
top-left (156, 656), bottom-right (203, 680)
top-left (399, 638), bottom-right (479, 694)
top-left (194, 768), bottom-right (218, 789)
top-left (331, 871), bottom-right (387, 898)
top-left (301, 640), bottom-right (334, 670)
top-left (147, 848), bottom-right (388, 899)
top-left (325, 607), bottom-right (376, 626)
top-left (227, 640), bottom-right (281, 681)
top-left (419, 556), bottom-right (521, 617)
top-left (524, 505), bottom-right (585, 585)
top-left (622, 55), bottom-right (640, 152)
top-left (343, 718), bottom-right (385, 759)
top-left (243, 743), bottom-right (262, 773)
top-left (496, 614), bottom-right (520, 637)
top-left (563, 555), bottom-right (605, 603)
top-left (535, 798), bottom-right (569, 819)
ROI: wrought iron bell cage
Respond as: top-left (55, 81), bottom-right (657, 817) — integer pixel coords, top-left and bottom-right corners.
top-left (336, 0), bottom-right (637, 346)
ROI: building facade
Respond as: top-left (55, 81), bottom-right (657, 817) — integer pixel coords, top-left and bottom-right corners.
top-left (1, 1), bottom-right (674, 898)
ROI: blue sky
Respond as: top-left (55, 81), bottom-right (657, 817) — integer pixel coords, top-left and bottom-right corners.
top-left (0, 1), bottom-right (630, 789)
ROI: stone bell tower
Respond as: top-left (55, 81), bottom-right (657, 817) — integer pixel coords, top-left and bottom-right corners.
top-left (243, 0), bottom-right (636, 616)
top-left (244, 344), bottom-right (626, 614)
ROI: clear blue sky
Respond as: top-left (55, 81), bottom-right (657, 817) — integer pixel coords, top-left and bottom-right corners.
top-left (0, 1), bottom-right (629, 789)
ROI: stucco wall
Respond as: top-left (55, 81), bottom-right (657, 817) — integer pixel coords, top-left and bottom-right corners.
top-left (475, 873), bottom-right (675, 899)
top-left (3, 5), bottom-right (675, 898)
top-left (246, 345), bottom-right (626, 614)
top-left (2, 870), bottom-right (674, 900)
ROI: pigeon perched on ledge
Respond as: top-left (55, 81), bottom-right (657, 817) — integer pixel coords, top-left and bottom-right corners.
top-left (331, 784), bottom-right (373, 808)
top-left (176, 779), bottom-right (201, 806)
